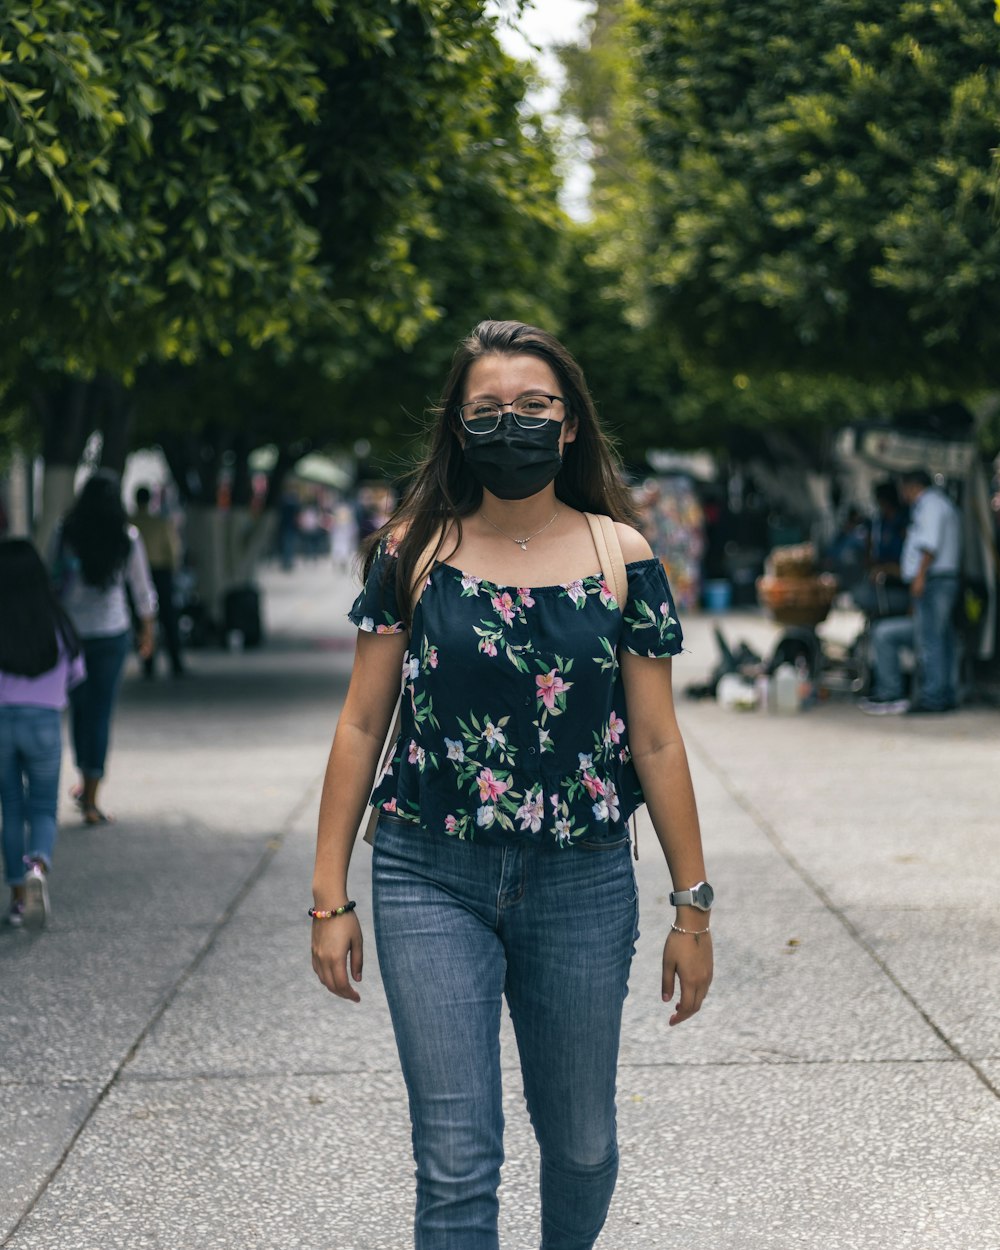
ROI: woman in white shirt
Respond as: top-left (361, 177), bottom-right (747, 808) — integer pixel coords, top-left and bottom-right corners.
top-left (53, 471), bottom-right (157, 824)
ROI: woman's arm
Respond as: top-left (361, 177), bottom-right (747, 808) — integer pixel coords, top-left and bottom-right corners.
top-left (124, 528), bottom-right (158, 658)
top-left (620, 648), bottom-right (713, 1025)
top-left (311, 627), bottom-right (408, 1002)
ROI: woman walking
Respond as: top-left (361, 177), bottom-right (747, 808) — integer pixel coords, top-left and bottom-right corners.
top-left (0, 539), bottom-right (86, 926)
top-left (311, 321), bottom-right (713, 1249)
top-left (53, 471), bottom-right (157, 825)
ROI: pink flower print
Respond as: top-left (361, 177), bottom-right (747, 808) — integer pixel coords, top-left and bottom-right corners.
top-left (550, 793), bottom-right (560, 812)
top-left (428, 646), bottom-right (439, 669)
top-left (515, 789), bottom-right (545, 833)
top-left (660, 602), bottom-right (670, 617)
top-left (518, 588), bottom-right (535, 608)
top-left (491, 592), bottom-right (517, 625)
top-left (376, 623), bottom-right (400, 635)
top-left (599, 578), bottom-right (617, 607)
top-left (383, 797), bottom-right (397, 813)
top-left (407, 740), bottom-right (427, 769)
top-left (479, 638), bottom-right (498, 657)
top-left (606, 781), bottom-right (621, 823)
top-left (562, 579), bottom-right (586, 604)
top-left (536, 669), bottom-right (572, 710)
top-left (461, 574), bottom-right (482, 595)
top-left (385, 533), bottom-right (400, 557)
top-left (408, 740), bottom-right (419, 764)
top-left (581, 771), bottom-right (606, 801)
top-left (476, 768), bottom-right (510, 803)
top-left (444, 814), bottom-right (458, 834)
top-left (607, 711), bottom-right (625, 745)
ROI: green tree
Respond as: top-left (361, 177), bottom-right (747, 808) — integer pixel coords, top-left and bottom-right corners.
top-left (0, 0), bottom-right (565, 557)
top-left (632, 0), bottom-right (1000, 388)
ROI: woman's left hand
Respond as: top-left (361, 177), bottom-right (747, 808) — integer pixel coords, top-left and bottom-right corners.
top-left (662, 929), bottom-right (713, 1027)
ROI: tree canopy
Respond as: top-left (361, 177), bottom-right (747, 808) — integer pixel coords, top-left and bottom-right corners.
top-left (634, 0), bottom-right (1000, 389)
top-left (1, 1), bottom-right (567, 474)
top-left (559, 0), bottom-right (1000, 453)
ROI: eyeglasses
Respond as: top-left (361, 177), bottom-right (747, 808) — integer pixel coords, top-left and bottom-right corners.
top-left (458, 393), bottom-right (565, 435)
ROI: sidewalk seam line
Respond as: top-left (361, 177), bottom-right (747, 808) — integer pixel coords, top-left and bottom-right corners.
top-left (0, 777), bottom-right (322, 1249)
top-left (685, 732), bottom-right (1000, 1102)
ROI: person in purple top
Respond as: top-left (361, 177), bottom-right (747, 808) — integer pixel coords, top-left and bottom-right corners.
top-left (0, 539), bottom-right (86, 927)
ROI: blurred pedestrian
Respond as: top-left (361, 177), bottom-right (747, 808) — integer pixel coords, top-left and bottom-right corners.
top-left (311, 320), bottom-right (713, 1249)
top-left (859, 469), bottom-right (961, 715)
top-left (330, 499), bottom-right (358, 571)
top-left (0, 539), bottom-right (85, 927)
top-left (899, 469), bottom-right (962, 713)
top-left (52, 471), bottom-right (157, 823)
top-left (131, 485), bottom-right (185, 678)
top-left (851, 480), bottom-right (910, 619)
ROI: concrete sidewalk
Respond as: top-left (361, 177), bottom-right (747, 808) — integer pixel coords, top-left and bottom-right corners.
top-left (2, 561), bottom-right (998, 1249)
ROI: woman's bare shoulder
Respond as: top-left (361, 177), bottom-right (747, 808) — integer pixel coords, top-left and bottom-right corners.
top-left (612, 522), bottom-right (654, 563)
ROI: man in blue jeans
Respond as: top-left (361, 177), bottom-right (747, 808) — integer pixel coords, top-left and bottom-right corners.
top-left (860, 469), bottom-right (961, 715)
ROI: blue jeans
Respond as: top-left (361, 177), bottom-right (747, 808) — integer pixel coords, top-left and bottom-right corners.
top-left (372, 814), bottom-right (639, 1250)
top-left (914, 575), bottom-right (959, 710)
top-left (0, 706), bottom-right (63, 886)
top-left (871, 615), bottom-right (915, 701)
top-left (70, 632), bottom-right (131, 779)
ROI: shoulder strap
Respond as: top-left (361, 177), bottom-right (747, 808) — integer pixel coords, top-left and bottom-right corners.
top-left (409, 531), bottom-right (443, 617)
top-left (364, 530), bottom-right (441, 847)
top-left (585, 513), bottom-right (628, 609)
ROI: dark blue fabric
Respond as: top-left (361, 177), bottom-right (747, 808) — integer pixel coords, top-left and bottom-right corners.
top-left (349, 538), bottom-right (683, 847)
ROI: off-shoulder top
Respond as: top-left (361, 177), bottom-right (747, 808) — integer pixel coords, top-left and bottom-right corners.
top-left (348, 535), bottom-right (683, 848)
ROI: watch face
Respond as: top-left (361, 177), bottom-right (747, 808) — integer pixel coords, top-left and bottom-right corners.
top-left (693, 882), bottom-right (714, 910)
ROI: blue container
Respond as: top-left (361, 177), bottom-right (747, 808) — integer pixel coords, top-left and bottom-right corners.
top-left (703, 579), bottom-right (732, 612)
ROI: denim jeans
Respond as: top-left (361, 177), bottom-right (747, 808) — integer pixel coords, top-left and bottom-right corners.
top-left (871, 615), bottom-right (915, 701)
top-left (0, 706), bottom-right (63, 886)
top-left (913, 575), bottom-right (959, 710)
top-left (69, 631), bottom-right (131, 779)
top-left (371, 814), bottom-right (639, 1250)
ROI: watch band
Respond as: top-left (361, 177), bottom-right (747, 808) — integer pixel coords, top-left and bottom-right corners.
top-left (669, 881), bottom-right (714, 911)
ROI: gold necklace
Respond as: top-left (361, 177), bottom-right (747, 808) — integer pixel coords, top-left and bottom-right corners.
top-left (480, 508), bottom-right (560, 551)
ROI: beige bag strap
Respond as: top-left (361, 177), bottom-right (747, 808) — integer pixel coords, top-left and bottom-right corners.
top-left (585, 512), bottom-right (628, 609)
top-left (362, 531), bottom-right (441, 845)
top-left (584, 512), bottom-right (642, 859)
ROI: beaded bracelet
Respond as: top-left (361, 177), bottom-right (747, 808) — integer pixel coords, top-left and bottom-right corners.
top-left (671, 922), bottom-right (710, 937)
top-left (308, 901), bottom-right (357, 920)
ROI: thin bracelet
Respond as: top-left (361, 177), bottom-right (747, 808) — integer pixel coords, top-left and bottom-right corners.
top-left (308, 901), bottom-right (357, 920)
top-left (671, 922), bottom-right (710, 937)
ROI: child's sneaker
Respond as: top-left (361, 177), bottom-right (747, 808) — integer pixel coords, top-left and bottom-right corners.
top-left (6, 899), bottom-right (25, 928)
top-left (22, 859), bottom-right (51, 927)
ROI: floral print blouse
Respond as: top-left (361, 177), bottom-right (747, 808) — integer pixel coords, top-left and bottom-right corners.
top-left (349, 535), bottom-right (684, 848)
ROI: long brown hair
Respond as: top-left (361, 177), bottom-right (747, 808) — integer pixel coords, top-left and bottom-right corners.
top-left (366, 319), bottom-right (638, 628)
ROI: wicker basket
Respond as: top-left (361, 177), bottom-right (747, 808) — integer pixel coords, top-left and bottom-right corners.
top-left (757, 572), bottom-right (838, 628)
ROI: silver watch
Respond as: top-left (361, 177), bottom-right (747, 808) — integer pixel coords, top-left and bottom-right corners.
top-left (669, 881), bottom-right (714, 912)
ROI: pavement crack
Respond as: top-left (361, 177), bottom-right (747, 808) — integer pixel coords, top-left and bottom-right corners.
top-left (685, 730), bottom-right (1000, 1102)
top-left (0, 775), bottom-right (324, 1248)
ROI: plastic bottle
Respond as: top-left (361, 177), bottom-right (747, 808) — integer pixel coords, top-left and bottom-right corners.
top-left (773, 662), bottom-right (800, 714)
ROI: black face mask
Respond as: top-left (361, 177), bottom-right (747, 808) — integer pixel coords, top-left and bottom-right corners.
top-left (462, 414), bottom-right (564, 501)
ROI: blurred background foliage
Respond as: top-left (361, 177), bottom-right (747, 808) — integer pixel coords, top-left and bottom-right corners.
top-left (2, 0), bottom-right (999, 488)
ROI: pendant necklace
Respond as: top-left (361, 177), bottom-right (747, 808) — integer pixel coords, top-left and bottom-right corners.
top-left (480, 508), bottom-right (560, 551)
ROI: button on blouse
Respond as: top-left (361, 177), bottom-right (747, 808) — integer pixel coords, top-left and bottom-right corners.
top-left (348, 535), bottom-right (684, 848)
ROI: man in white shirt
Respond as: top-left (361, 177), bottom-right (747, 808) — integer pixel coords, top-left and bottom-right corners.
top-left (861, 469), bottom-right (961, 714)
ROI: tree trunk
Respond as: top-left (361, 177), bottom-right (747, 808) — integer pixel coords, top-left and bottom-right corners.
top-left (34, 377), bottom-right (95, 552)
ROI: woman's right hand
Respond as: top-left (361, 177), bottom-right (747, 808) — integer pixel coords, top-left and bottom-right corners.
top-left (311, 914), bottom-right (364, 1003)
